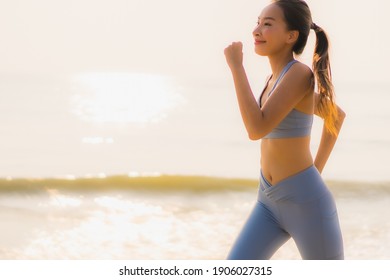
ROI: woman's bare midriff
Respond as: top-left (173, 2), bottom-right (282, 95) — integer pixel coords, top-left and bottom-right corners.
top-left (260, 136), bottom-right (313, 186)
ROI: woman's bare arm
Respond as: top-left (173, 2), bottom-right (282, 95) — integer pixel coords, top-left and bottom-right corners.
top-left (224, 42), bottom-right (312, 140)
top-left (314, 93), bottom-right (346, 173)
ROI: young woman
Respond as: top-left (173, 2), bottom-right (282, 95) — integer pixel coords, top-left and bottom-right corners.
top-left (224, 0), bottom-right (346, 260)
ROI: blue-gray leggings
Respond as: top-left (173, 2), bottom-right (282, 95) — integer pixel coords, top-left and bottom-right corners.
top-left (227, 165), bottom-right (344, 260)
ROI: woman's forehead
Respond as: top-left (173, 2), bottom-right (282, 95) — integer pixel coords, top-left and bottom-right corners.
top-left (258, 3), bottom-right (284, 21)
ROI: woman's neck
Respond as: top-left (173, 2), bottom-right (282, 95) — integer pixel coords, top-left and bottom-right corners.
top-left (268, 52), bottom-right (295, 80)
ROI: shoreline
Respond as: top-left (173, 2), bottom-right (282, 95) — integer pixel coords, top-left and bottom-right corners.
top-left (0, 174), bottom-right (389, 194)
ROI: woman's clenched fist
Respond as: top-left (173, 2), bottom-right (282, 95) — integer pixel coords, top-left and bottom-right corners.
top-left (224, 42), bottom-right (244, 70)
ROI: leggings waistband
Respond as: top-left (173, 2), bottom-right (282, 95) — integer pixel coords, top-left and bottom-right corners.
top-left (260, 171), bottom-right (273, 190)
top-left (259, 165), bottom-right (330, 203)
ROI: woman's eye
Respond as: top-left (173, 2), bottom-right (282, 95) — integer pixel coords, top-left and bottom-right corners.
top-left (256, 21), bottom-right (272, 27)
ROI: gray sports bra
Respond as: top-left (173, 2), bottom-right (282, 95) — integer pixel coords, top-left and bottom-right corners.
top-left (259, 60), bottom-right (313, 139)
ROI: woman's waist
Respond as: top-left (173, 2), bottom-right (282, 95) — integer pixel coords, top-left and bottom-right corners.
top-left (261, 137), bottom-right (312, 159)
top-left (260, 139), bottom-right (313, 185)
top-left (258, 165), bottom-right (329, 203)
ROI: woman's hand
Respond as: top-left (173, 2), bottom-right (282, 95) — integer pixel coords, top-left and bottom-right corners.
top-left (224, 42), bottom-right (244, 70)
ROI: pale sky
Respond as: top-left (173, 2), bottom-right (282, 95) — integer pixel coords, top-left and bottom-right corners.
top-left (1, 0), bottom-right (389, 81)
top-left (0, 0), bottom-right (389, 179)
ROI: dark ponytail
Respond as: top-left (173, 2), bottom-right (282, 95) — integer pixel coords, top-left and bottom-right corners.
top-left (311, 23), bottom-right (339, 135)
top-left (273, 0), bottom-right (339, 136)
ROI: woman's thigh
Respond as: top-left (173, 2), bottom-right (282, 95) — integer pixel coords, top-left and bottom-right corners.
top-left (227, 202), bottom-right (290, 260)
top-left (283, 193), bottom-right (344, 260)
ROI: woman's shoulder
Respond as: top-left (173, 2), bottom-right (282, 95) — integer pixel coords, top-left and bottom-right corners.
top-left (288, 61), bottom-right (315, 90)
top-left (273, 60), bottom-right (314, 97)
top-left (292, 60), bottom-right (313, 77)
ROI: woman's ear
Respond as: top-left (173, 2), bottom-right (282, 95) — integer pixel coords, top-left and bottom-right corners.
top-left (287, 30), bottom-right (299, 44)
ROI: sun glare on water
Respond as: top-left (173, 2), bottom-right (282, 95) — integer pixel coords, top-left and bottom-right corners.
top-left (71, 73), bottom-right (183, 124)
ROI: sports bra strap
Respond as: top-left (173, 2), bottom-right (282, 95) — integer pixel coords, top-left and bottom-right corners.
top-left (268, 59), bottom-right (298, 97)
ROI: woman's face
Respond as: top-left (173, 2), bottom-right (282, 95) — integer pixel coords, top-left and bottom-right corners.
top-left (253, 4), bottom-right (294, 57)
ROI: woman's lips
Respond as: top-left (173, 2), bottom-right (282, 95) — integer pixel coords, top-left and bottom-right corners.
top-left (254, 40), bottom-right (266, 45)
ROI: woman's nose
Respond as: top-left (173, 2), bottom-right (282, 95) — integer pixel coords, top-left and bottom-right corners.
top-left (252, 25), bottom-right (261, 37)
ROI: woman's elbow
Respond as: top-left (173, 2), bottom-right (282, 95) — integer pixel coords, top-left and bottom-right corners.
top-left (336, 107), bottom-right (346, 126)
top-left (248, 129), bottom-right (265, 141)
top-left (248, 133), bottom-right (261, 141)
top-left (338, 107), bottom-right (346, 120)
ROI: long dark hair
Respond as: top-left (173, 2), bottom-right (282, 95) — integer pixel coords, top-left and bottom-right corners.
top-left (273, 0), bottom-right (338, 135)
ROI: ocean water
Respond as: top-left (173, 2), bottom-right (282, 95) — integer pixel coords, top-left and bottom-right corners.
top-left (1, 175), bottom-right (389, 260)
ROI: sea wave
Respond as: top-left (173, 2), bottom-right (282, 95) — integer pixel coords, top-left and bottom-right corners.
top-left (0, 175), bottom-right (389, 195)
top-left (0, 175), bottom-right (258, 193)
